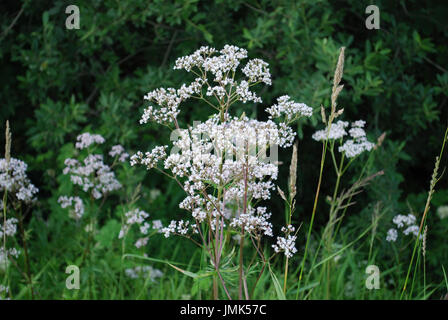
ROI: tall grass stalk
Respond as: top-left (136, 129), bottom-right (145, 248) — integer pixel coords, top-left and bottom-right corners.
top-left (296, 47), bottom-right (345, 299)
top-left (400, 126), bottom-right (448, 299)
top-left (283, 142), bottom-right (297, 294)
top-left (2, 121), bottom-right (11, 299)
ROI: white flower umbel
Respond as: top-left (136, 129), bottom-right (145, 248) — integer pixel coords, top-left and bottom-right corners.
top-left (272, 224), bottom-right (298, 258)
top-left (109, 145), bottom-right (129, 162)
top-left (118, 208), bottom-right (159, 248)
top-left (152, 219), bottom-right (163, 230)
top-left (230, 206), bottom-right (273, 237)
top-left (338, 121), bottom-right (374, 158)
top-left (75, 132), bottom-right (105, 150)
top-left (387, 213), bottom-right (421, 242)
top-left (312, 120), bottom-right (349, 141)
top-left (58, 196), bottom-right (85, 220)
top-left (312, 119), bottom-right (374, 159)
top-left (59, 133), bottom-right (124, 221)
top-left (0, 158), bottom-right (38, 203)
top-left (386, 228), bottom-right (398, 242)
top-left (130, 146), bottom-right (168, 169)
top-left (0, 156), bottom-right (36, 282)
top-left (62, 133), bottom-right (122, 200)
top-left (139, 44), bottom-right (305, 127)
top-left (272, 234), bottom-right (298, 258)
top-left (0, 247), bottom-right (20, 271)
top-left (266, 95), bottom-right (312, 123)
top-left (392, 214), bottom-right (416, 228)
top-left (242, 58), bottom-right (271, 85)
top-left (0, 218), bottom-right (18, 239)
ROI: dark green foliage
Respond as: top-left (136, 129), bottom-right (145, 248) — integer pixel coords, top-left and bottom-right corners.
top-left (1, 0), bottom-right (447, 299)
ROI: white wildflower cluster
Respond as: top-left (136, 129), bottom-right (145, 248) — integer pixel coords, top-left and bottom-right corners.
top-left (59, 133), bottom-right (124, 220)
top-left (135, 45), bottom-right (311, 257)
top-left (135, 114), bottom-right (298, 233)
top-left (436, 206), bottom-right (448, 220)
top-left (230, 206), bottom-right (273, 237)
top-left (312, 120), bottom-right (374, 158)
top-left (63, 154), bottom-right (121, 199)
top-left (312, 120), bottom-right (349, 141)
top-left (57, 196), bottom-right (85, 220)
top-left (160, 220), bottom-right (192, 238)
top-left (140, 88), bottom-right (185, 125)
top-left (142, 45), bottom-right (278, 126)
top-left (152, 219), bottom-right (163, 230)
top-left (266, 95), bottom-right (313, 123)
top-left (386, 214), bottom-right (421, 242)
top-left (158, 115), bottom-right (295, 233)
top-left (235, 80), bottom-right (262, 103)
top-left (130, 146), bottom-right (168, 169)
top-left (109, 145), bottom-right (129, 163)
top-left (125, 265), bottom-right (163, 281)
top-left (0, 158), bottom-right (38, 203)
top-left (242, 58), bottom-right (271, 85)
top-left (62, 133), bottom-right (122, 201)
top-left (272, 225), bottom-right (298, 258)
top-left (386, 228), bottom-right (398, 242)
top-left (174, 45), bottom-right (248, 77)
top-left (75, 132), bottom-right (105, 150)
top-left (0, 217), bottom-right (18, 238)
top-left (118, 208), bottom-right (157, 248)
top-left (392, 214), bottom-right (416, 228)
top-left (338, 121), bottom-right (375, 158)
top-left (173, 46), bottom-right (217, 72)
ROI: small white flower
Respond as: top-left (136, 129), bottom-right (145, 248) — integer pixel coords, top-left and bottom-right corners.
top-left (109, 145), bottom-right (130, 162)
top-left (58, 196), bottom-right (85, 220)
top-left (437, 206), bottom-right (448, 220)
top-left (266, 95), bottom-right (312, 122)
top-left (75, 133), bottom-right (105, 150)
top-left (388, 213), bottom-right (421, 241)
top-left (272, 235), bottom-right (297, 258)
top-left (337, 121), bottom-right (375, 158)
top-left (119, 208), bottom-right (154, 247)
top-left (152, 220), bottom-right (163, 230)
top-left (386, 228), bottom-right (398, 242)
top-left (242, 58), bottom-right (272, 85)
top-left (0, 158), bottom-right (38, 203)
top-left (0, 218), bottom-right (18, 238)
top-left (312, 120), bottom-right (349, 141)
top-left (134, 237), bottom-right (149, 248)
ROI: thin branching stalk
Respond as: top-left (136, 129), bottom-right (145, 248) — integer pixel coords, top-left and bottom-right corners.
top-left (3, 121), bottom-right (11, 273)
top-left (17, 205), bottom-right (33, 298)
top-left (322, 148), bottom-right (344, 298)
top-left (2, 121), bottom-right (11, 299)
top-left (239, 157), bottom-right (249, 300)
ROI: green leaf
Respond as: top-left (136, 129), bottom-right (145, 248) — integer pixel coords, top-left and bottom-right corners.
top-left (268, 264), bottom-right (286, 300)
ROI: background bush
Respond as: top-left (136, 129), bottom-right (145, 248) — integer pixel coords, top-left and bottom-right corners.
top-left (1, 0), bottom-right (447, 299)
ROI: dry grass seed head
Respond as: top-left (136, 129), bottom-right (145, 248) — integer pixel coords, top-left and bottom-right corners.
top-left (5, 120), bottom-right (11, 165)
top-left (288, 141), bottom-right (298, 200)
